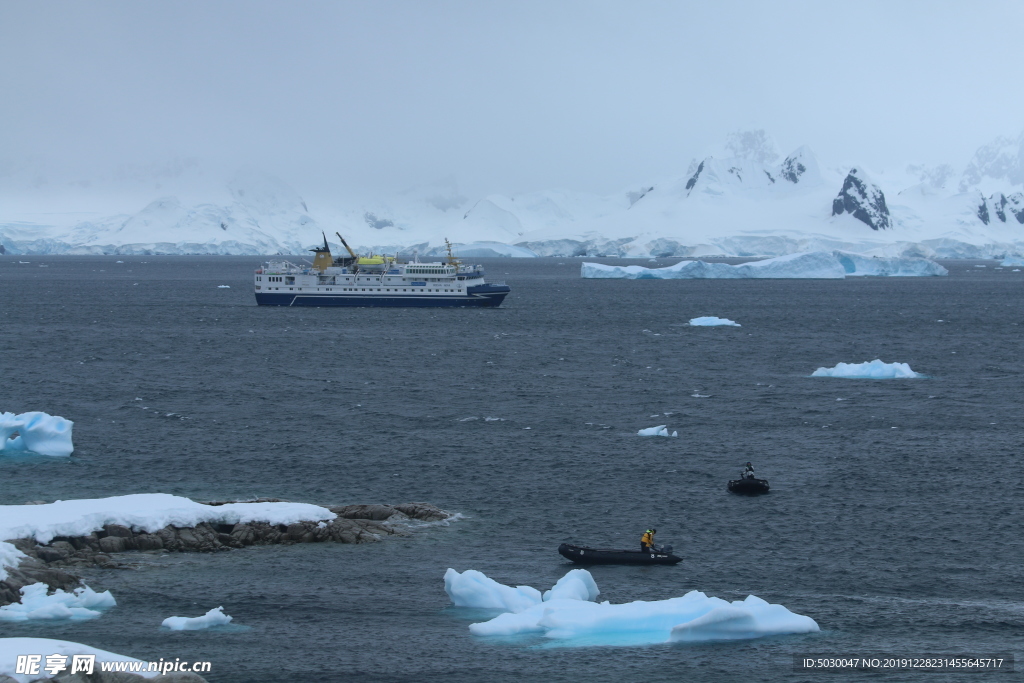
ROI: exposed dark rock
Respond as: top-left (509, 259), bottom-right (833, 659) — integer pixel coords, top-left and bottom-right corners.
top-left (980, 192), bottom-right (1024, 224)
top-left (363, 212), bottom-right (394, 229)
top-left (779, 156), bottom-right (806, 183)
top-left (977, 198), bottom-right (990, 224)
top-left (831, 168), bottom-right (891, 230)
top-left (685, 160), bottom-right (705, 192)
top-left (2, 500), bottom-right (453, 607)
top-left (393, 502), bottom-right (452, 522)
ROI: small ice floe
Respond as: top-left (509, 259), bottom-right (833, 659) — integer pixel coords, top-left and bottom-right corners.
top-left (458, 416), bottom-right (479, 422)
top-left (444, 568), bottom-right (818, 645)
top-left (638, 425), bottom-right (677, 437)
top-left (161, 606), bottom-right (233, 631)
top-left (0, 583), bottom-right (115, 622)
top-left (217, 285), bottom-right (231, 288)
top-left (689, 316), bottom-right (741, 327)
top-left (115, 260), bottom-right (124, 263)
top-left (811, 359), bottom-right (922, 379)
top-left (691, 393), bottom-right (710, 398)
top-left (0, 411), bottom-right (74, 457)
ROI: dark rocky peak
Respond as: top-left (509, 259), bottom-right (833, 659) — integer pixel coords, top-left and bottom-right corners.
top-left (777, 146), bottom-right (819, 184)
top-left (780, 156), bottom-right (807, 183)
top-left (831, 168), bottom-right (891, 230)
top-left (979, 192), bottom-right (1024, 224)
top-left (685, 159), bottom-right (706, 192)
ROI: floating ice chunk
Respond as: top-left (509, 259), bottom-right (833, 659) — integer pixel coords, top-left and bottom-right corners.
top-left (0, 638), bottom-right (157, 682)
top-left (444, 568), bottom-right (542, 612)
top-left (812, 359), bottom-right (922, 379)
top-left (451, 570), bottom-right (819, 645)
top-left (217, 284), bottom-right (231, 288)
top-left (1000, 256), bottom-right (1024, 266)
top-left (161, 606), bottom-right (233, 631)
top-left (689, 316), bottom-right (740, 327)
top-left (669, 594), bottom-right (819, 642)
top-left (543, 569), bottom-right (600, 602)
top-left (0, 412), bottom-right (74, 456)
top-left (637, 425), bottom-right (677, 437)
top-left (0, 583), bottom-right (116, 622)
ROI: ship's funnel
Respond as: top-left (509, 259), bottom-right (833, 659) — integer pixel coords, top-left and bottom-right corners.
top-left (310, 232), bottom-right (333, 272)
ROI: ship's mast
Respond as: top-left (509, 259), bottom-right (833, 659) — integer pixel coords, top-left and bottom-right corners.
top-left (444, 238), bottom-right (461, 269)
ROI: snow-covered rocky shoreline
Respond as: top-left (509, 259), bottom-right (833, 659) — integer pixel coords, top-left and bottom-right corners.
top-left (0, 496), bottom-right (451, 609)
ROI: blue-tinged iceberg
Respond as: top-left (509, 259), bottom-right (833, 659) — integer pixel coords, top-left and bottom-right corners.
top-left (689, 316), bottom-right (740, 327)
top-left (812, 359), bottom-right (922, 379)
top-left (581, 251), bottom-right (947, 279)
top-left (0, 412), bottom-right (74, 457)
top-left (0, 584), bottom-right (115, 622)
top-left (444, 568), bottom-right (818, 645)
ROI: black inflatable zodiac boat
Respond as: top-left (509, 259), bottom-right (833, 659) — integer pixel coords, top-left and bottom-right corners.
top-left (558, 543), bottom-right (682, 565)
top-left (728, 477), bottom-right (770, 495)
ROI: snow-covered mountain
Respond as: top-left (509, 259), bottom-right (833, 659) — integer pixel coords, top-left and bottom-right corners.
top-left (3, 131), bottom-right (1024, 258)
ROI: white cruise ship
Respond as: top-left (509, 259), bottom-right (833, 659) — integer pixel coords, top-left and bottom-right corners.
top-left (254, 233), bottom-right (510, 307)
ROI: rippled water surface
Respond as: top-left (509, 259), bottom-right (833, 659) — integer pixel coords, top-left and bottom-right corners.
top-left (2, 256), bottom-right (1023, 682)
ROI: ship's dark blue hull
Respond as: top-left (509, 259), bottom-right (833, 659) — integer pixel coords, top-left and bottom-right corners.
top-left (255, 284), bottom-right (509, 308)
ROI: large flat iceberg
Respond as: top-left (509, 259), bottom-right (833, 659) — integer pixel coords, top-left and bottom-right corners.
top-left (689, 316), bottom-right (740, 327)
top-left (0, 494), bottom-right (334, 581)
top-left (812, 359), bottom-right (922, 379)
top-left (0, 412), bottom-right (74, 457)
top-left (445, 568), bottom-right (818, 646)
top-left (0, 584), bottom-right (115, 623)
top-left (581, 251), bottom-right (947, 279)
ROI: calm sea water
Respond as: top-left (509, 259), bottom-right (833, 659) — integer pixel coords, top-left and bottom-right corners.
top-left (1, 256), bottom-right (1022, 682)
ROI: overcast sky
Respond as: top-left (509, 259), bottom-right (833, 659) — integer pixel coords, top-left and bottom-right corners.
top-left (2, 0), bottom-right (1023, 198)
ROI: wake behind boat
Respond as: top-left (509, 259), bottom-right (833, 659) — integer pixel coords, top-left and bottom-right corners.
top-left (558, 543), bottom-right (682, 565)
top-left (254, 233), bottom-right (510, 307)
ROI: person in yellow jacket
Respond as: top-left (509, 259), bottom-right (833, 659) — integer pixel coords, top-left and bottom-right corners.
top-left (641, 528), bottom-right (656, 552)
